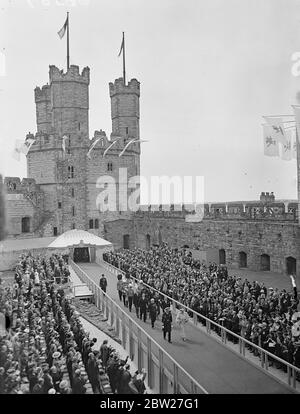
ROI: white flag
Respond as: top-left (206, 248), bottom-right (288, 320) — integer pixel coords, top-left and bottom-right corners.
top-left (281, 128), bottom-right (293, 161)
top-left (119, 138), bottom-right (148, 157)
top-left (103, 137), bottom-right (122, 158)
top-left (87, 136), bottom-right (101, 159)
top-left (263, 124), bottom-right (279, 157)
top-left (263, 116), bottom-right (287, 145)
top-left (58, 16), bottom-right (68, 39)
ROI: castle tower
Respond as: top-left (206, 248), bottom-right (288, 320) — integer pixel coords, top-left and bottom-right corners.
top-left (27, 65), bottom-right (90, 236)
top-left (109, 78), bottom-right (140, 139)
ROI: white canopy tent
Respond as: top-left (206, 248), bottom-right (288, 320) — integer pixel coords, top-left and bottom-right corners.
top-left (48, 229), bottom-right (113, 263)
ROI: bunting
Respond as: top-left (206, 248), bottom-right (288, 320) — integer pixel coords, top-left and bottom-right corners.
top-left (87, 137), bottom-right (101, 159)
top-left (263, 124), bottom-right (279, 157)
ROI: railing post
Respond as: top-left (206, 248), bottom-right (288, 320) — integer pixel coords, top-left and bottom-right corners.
top-left (137, 328), bottom-right (142, 372)
top-left (292, 368), bottom-right (296, 389)
top-left (173, 363), bottom-right (179, 394)
top-left (287, 366), bottom-right (291, 387)
top-left (159, 348), bottom-right (164, 394)
top-left (193, 312), bottom-right (197, 326)
top-left (115, 307), bottom-right (120, 338)
top-left (147, 337), bottom-right (152, 389)
top-left (129, 319), bottom-right (134, 361)
top-left (261, 351), bottom-right (265, 369)
top-left (110, 299), bottom-right (114, 327)
top-left (265, 353), bottom-right (268, 371)
top-left (122, 314), bottom-right (126, 348)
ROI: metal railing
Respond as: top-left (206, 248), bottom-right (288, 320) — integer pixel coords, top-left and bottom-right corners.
top-left (101, 259), bottom-right (300, 392)
top-left (70, 260), bottom-right (208, 395)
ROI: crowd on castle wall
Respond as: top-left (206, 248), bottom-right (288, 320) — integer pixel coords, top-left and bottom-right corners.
top-left (104, 244), bottom-right (300, 370)
top-left (0, 253), bottom-right (146, 394)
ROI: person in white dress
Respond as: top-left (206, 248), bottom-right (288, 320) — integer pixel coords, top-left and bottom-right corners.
top-left (176, 308), bottom-right (189, 341)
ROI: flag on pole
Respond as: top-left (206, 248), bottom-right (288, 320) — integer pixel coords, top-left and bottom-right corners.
top-left (87, 136), bottom-right (101, 159)
top-left (118, 33), bottom-right (124, 57)
top-left (58, 16), bottom-right (68, 39)
top-left (263, 124), bottom-right (279, 157)
top-left (103, 137), bottom-right (122, 158)
top-left (119, 139), bottom-right (148, 157)
top-left (263, 116), bottom-right (287, 145)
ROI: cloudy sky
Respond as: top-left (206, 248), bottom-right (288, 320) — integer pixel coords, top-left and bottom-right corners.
top-left (0, 0), bottom-right (299, 203)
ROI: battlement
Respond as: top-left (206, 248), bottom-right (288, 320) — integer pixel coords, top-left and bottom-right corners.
top-left (34, 84), bottom-right (50, 103)
top-left (4, 177), bottom-right (41, 195)
top-left (49, 65), bottom-right (90, 84)
top-left (109, 77), bottom-right (140, 97)
top-left (134, 201), bottom-right (299, 222)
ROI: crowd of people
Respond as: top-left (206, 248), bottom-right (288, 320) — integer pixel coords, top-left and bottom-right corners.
top-left (0, 253), bottom-right (146, 394)
top-left (104, 244), bottom-right (300, 371)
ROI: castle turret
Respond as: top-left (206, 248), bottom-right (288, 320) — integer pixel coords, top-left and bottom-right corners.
top-left (49, 65), bottom-right (90, 140)
top-left (109, 78), bottom-right (140, 139)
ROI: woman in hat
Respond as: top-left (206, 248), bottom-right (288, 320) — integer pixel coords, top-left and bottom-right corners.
top-left (176, 308), bottom-right (189, 341)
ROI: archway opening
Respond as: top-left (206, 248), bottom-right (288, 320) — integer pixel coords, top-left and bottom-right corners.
top-left (123, 234), bottom-right (130, 250)
top-left (146, 234), bottom-right (151, 250)
top-left (21, 217), bottom-right (30, 233)
top-left (219, 249), bottom-right (226, 265)
top-left (239, 251), bottom-right (247, 268)
top-left (286, 256), bottom-right (296, 275)
top-left (261, 254), bottom-right (270, 271)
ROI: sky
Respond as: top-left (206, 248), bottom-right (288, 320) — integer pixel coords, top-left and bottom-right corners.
top-left (0, 0), bottom-right (300, 203)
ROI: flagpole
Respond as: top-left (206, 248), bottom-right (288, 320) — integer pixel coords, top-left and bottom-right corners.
top-left (122, 32), bottom-right (126, 85)
top-left (67, 12), bottom-right (70, 70)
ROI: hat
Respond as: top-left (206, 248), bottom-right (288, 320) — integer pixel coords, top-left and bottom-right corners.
top-left (52, 351), bottom-right (61, 359)
top-left (59, 380), bottom-right (68, 390)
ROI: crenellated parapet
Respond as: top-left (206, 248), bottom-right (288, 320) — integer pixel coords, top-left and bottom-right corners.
top-left (49, 65), bottom-right (90, 85)
top-left (134, 201), bottom-right (299, 222)
top-left (109, 78), bottom-right (140, 97)
top-left (34, 84), bottom-right (50, 103)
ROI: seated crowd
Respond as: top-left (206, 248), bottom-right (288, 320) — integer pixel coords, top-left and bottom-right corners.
top-left (0, 253), bottom-right (146, 394)
top-left (104, 244), bottom-right (300, 371)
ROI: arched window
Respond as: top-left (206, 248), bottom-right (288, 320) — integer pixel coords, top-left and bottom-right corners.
top-left (68, 166), bottom-right (74, 179)
top-left (261, 254), bottom-right (270, 271)
top-left (72, 223), bottom-right (75, 230)
top-left (95, 219), bottom-right (99, 229)
top-left (89, 219), bottom-right (94, 229)
top-left (107, 162), bottom-right (113, 172)
top-left (71, 188), bottom-right (75, 198)
top-left (72, 206), bottom-right (75, 216)
top-left (239, 251), bottom-right (247, 268)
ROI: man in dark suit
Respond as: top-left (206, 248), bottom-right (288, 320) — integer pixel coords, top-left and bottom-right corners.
top-left (162, 307), bottom-right (173, 343)
top-left (139, 293), bottom-right (148, 323)
top-left (148, 298), bottom-right (158, 328)
top-left (99, 274), bottom-right (108, 293)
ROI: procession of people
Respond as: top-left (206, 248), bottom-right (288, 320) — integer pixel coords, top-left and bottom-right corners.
top-left (104, 244), bottom-right (300, 372)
